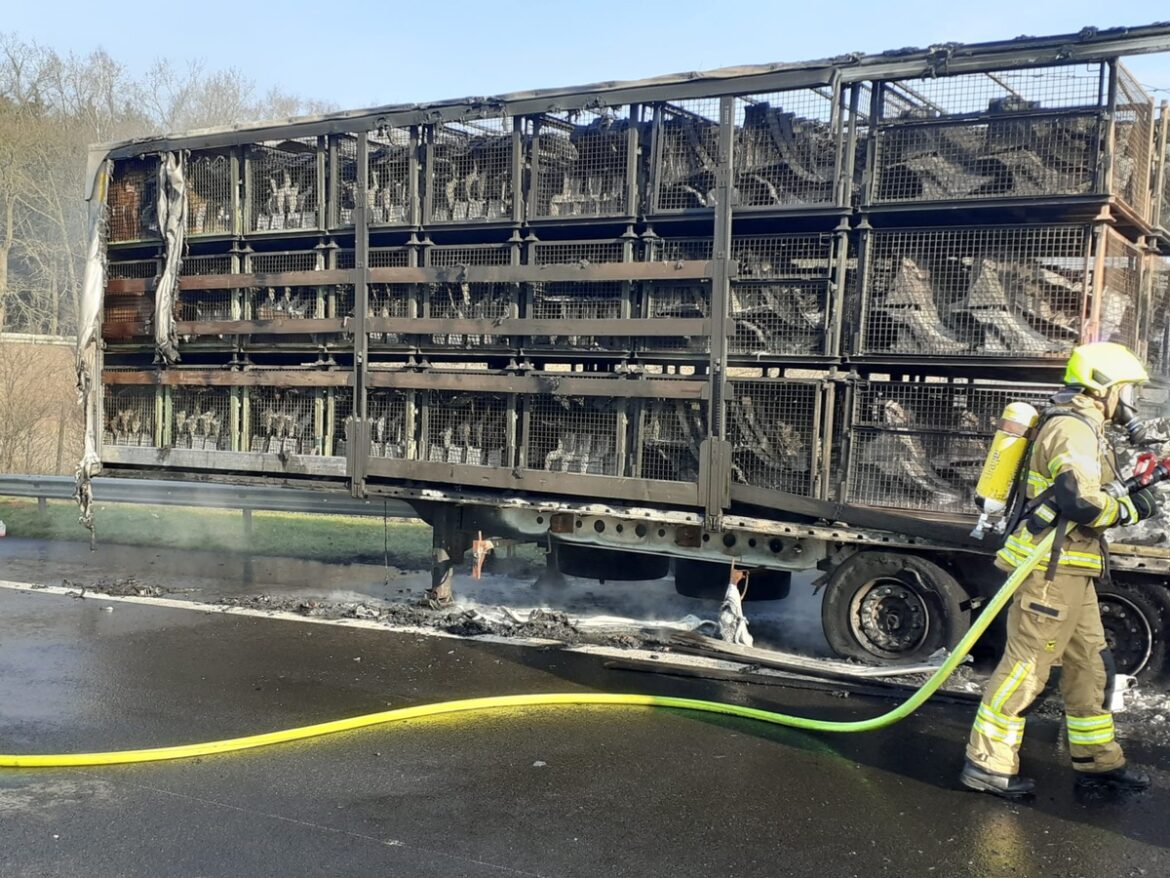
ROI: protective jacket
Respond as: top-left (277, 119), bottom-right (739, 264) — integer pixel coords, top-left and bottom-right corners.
top-left (995, 394), bottom-right (1121, 576)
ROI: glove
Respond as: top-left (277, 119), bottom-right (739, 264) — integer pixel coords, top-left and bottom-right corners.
top-left (1119, 486), bottom-right (1160, 526)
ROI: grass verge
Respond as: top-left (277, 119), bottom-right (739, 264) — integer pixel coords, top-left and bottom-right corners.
top-left (0, 498), bottom-right (441, 568)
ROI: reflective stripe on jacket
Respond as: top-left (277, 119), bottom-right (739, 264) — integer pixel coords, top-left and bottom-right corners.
top-left (995, 395), bottom-right (1119, 575)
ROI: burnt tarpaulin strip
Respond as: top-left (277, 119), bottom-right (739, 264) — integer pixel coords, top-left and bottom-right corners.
top-left (74, 158), bottom-right (112, 540)
top-left (153, 152), bottom-right (187, 364)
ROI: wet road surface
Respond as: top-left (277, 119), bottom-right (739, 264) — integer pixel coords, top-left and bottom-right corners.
top-left (0, 584), bottom-right (1167, 878)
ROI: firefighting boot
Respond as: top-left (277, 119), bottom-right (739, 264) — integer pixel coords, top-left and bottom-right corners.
top-left (1075, 766), bottom-right (1151, 790)
top-left (960, 761), bottom-right (1036, 799)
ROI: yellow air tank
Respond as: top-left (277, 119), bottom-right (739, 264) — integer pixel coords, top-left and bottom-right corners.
top-left (971, 401), bottom-right (1039, 538)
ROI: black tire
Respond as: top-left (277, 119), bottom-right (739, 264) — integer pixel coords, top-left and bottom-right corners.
top-left (1095, 578), bottom-right (1170, 684)
top-left (673, 558), bottom-right (791, 601)
top-left (821, 552), bottom-right (971, 664)
top-left (555, 543), bottom-right (670, 582)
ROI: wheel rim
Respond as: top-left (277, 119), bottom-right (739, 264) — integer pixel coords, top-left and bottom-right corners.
top-left (1099, 593), bottom-right (1154, 676)
top-left (849, 576), bottom-right (932, 659)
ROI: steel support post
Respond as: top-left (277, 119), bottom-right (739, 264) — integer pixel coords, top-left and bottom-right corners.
top-left (698, 95), bottom-right (736, 531)
top-left (351, 131), bottom-right (371, 497)
top-left (427, 504), bottom-right (466, 607)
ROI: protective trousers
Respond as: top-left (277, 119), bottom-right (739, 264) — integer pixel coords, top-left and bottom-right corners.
top-left (966, 570), bottom-right (1125, 776)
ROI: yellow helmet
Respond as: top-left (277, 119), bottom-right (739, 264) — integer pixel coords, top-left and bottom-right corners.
top-left (1064, 342), bottom-right (1149, 395)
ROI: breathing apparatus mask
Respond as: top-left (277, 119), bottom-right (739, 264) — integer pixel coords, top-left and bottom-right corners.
top-left (1112, 383), bottom-right (1157, 446)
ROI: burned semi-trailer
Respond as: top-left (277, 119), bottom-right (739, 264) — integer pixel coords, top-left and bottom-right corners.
top-left (76, 25), bottom-right (1170, 680)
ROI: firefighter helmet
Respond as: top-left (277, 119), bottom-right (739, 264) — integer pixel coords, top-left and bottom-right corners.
top-left (1063, 342), bottom-right (1148, 396)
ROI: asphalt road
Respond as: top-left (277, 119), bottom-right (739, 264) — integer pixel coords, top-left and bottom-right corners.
top-left (0, 584), bottom-right (1167, 878)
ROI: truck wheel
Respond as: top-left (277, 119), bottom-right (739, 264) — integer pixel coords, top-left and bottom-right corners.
top-left (1096, 579), bottom-right (1169, 683)
top-left (821, 552), bottom-right (971, 663)
top-left (673, 558), bottom-right (791, 601)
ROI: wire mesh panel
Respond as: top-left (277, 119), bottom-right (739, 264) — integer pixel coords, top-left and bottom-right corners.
top-left (647, 237), bottom-right (714, 262)
top-left (844, 379), bottom-right (1056, 514)
top-left (730, 235), bottom-right (834, 356)
top-left (425, 282), bottom-right (515, 347)
top-left (733, 88), bottom-right (839, 208)
top-left (103, 260), bottom-right (155, 340)
top-left (327, 388), bottom-right (353, 457)
top-left (727, 380), bottom-right (819, 496)
top-left (333, 130), bottom-right (416, 227)
top-left (107, 158), bottom-right (159, 242)
top-left (642, 282), bottom-right (710, 353)
top-left (637, 399), bottom-right (706, 482)
top-left (530, 240), bottom-right (629, 265)
top-left (868, 64), bottom-right (1113, 206)
top-left (529, 108), bottom-right (632, 219)
top-left (186, 150), bottom-right (235, 235)
top-left (653, 98), bottom-right (722, 212)
top-left (1111, 66), bottom-right (1154, 220)
top-left (859, 226), bottom-right (1090, 358)
top-left (1148, 257), bottom-right (1170, 377)
top-left (529, 281), bottom-right (624, 350)
top-left (246, 387), bottom-right (321, 455)
top-left (103, 386), bottom-right (158, 446)
top-left (1157, 109), bottom-right (1170, 232)
top-left (107, 260), bottom-right (159, 279)
top-left (248, 139), bottom-right (319, 231)
top-left (368, 285), bottom-right (412, 344)
top-left (368, 390), bottom-right (412, 460)
top-left (427, 244), bottom-right (515, 267)
top-left (177, 255), bottom-right (236, 323)
top-left (171, 387), bottom-right (233, 451)
top-left (246, 251), bottom-right (322, 321)
top-left (1097, 231), bottom-right (1142, 350)
top-left (427, 116), bottom-right (516, 222)
top-left (425, 392), bottom-right (509, 467)
top-left (525, 396), bottom-right (621, 476)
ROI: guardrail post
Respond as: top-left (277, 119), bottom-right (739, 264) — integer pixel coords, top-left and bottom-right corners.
top-left (242, 507), bottom-right (254, 542)
top-left (37, 496), bottom-right (47, 515)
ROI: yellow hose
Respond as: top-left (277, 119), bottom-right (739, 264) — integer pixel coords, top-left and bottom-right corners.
top-left (0, 533), bottom-right (1054, 769)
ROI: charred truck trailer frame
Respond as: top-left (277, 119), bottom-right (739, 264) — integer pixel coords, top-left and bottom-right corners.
top-left (79, 26), bottom-right (1170, 678)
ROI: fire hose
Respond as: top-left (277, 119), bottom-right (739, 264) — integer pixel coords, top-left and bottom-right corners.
top-left (3, 457), bottom-right (1166, 769)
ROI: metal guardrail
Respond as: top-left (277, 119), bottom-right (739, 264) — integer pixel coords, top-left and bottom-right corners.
top-left (0, 475), bottom-right (417, 520)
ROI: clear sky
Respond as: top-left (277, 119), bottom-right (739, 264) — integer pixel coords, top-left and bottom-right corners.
top-left (5, 0), bottom-right (1169, 110)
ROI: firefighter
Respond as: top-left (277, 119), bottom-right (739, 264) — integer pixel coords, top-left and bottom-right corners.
top-left (961, 342), bottom-right (1158, 799)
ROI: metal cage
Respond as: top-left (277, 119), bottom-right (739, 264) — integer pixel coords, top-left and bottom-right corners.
top-left (326, 388), bottom-right (353, 457)
top-left (733, 86), bottom-right (842, 209)
top-left (727, 379), bottom-right (820, 496)
top-left (637, 398), bottom-right (706, 482)
top-left (185, 149), bottom-right (235, 236)
top-left (426, 115), bottom-right (517, 223)
top-left (424, 391), bottom-right (510, 467)
top-left (1147, 256), bottom-right (1170, 377)
top-left (856, 225), bottom-right (1093, 359)
top-left (527, 107), bottom-right (636, 220)
top-left (245, 387), bottom-right (322, 455)
top-left (366, 389), bottom-right (413, 460)
top-left (843, 378), bottom-right (1057, 514)
top-left (103, 386), bottom-right (158, 447)
top-left (864, 61), bottom-right (1152, 214)
top-left (244, 250), bottom-right (323, 321)
top-left (730, 234), bottom-right (836, 357)
top-left (103, 260), bottom-right (156, 342)
top-left (176, 255), bottom-right (237, 324)
top-left (651, 98), bottom-right (723, 213)
top-left (332, 130), bottom-right (417, 228)
top-left (169, 386), bottom-right (233, 451)
top-left (247, 139), bottom-right (321, 232)
top-left (524, 395), bottom-right (622, 477)
top-left (107, 158), bottom-right (160, 242)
